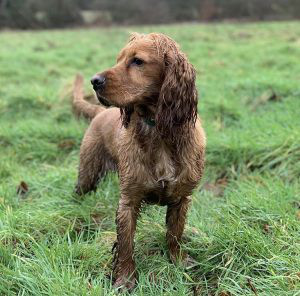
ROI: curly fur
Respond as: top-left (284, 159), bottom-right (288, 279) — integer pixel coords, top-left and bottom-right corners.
top-left (71, 33), bottom-right (206, 290)
top-left (152, 34), bottom-right (198, 147)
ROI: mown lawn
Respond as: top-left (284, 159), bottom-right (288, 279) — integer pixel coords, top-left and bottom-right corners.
top-left (0, 22), bottom-right (300, 295)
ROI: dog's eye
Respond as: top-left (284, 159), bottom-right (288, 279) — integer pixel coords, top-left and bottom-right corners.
top-left (131, 57), bottom-right (144, 66)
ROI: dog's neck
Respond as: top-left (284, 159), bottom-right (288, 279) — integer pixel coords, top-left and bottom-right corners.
top-left (127, 103), bottom-right (193, 153)
top-left (135, 104), bottom-right (156, 127)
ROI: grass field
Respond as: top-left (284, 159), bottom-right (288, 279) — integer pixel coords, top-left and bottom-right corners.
top-left (0, 21), bottom-right (300, 295)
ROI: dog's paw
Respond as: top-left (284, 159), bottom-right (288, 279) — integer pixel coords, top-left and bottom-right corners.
top-left (113, 276), bottom-right (136, 292)
top-left (70, 186), bottom-right (85, 203)
top-left (182, 254), bottom-right (198, 269)
top-left (170, 251), bottom-right (198, 269)
top-left (74, 184), bottom-right (85, 196)
top-left (73, 183), bottom-right (96, 198)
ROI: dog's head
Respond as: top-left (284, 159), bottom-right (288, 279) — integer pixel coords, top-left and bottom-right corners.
top-left (92, 33), bottom-right (198, 136)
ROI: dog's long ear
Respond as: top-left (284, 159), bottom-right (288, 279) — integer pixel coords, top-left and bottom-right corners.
top-left (155, 47), bottom-right (198, 144)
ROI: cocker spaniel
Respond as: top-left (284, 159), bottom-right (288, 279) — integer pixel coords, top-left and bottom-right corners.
top-left (72, 32), bottom-right (206, 290)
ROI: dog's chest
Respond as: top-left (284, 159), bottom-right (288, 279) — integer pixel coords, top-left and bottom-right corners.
top-left (153, 148), bottom-right (176, 184)
top-left (142, 148), bottom-right (176, 204)
top-left (119, 131), bottom-right (202, 202)
top-left (144, 145), bottom-right (190, 200)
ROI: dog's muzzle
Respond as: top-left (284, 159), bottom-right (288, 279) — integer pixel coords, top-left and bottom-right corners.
top-left (91, 74), bottom-right (106, 91)
top-left (91, 74), bottom-right (112, 107)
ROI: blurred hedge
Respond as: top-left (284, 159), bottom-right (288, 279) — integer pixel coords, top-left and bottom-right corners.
top-left (0, 0), bottom-right (299, 29)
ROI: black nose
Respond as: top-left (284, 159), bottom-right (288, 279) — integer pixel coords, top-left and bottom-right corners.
top-left (91, 74), bottom-right (106, 90)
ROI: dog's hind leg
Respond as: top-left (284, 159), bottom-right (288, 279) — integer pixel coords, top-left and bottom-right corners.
top-left (75, 131), bottom-right (116, 195)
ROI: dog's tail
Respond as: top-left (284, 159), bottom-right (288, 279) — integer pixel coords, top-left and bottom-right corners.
top-left (72, 74), bottom-right (105, 120)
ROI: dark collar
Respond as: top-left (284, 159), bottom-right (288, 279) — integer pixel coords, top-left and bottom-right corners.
top-left (143, 117), bottom-right (156, 127)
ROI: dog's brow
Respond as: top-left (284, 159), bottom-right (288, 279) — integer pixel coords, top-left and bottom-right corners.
top-left (134, 52), bottom-right (151, 63)
top-left (117, 47), bottom-right (137, 63)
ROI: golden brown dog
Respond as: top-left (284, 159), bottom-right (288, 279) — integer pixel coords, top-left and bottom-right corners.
top-left (72, 33), bottom-right (206, 290)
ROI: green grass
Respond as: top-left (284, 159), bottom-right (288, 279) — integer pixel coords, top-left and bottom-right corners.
top-left (1, 22), bottom-right (300, 295)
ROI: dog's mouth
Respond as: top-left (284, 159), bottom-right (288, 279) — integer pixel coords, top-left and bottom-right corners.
top-left (95, 93), bottom-right (112, 107)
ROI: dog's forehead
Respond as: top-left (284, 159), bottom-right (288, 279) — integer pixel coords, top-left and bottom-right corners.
top-left (117, 37), bottom-right (158, 61)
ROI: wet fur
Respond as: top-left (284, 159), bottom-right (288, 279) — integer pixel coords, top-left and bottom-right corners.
top-left (72, 33), bottom-right (206, 290)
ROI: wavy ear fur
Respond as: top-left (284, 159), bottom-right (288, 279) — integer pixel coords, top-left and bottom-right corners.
top-left (155, 36), bottom-right (198, 145)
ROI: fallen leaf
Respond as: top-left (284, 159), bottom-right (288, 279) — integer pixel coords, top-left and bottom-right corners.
top-left (215, 60), bottom-right (225, 66)
top-left (148, 272), bottom-right (158, 283)
top-left (58, 139), bottom-right (75, 150)
top-left (260, 89), bottom-right (279, 102)
top-left (247, 278), bottom-right (258, 296)
top-left (192, 285), bottom-right (202, 296)
top-left (288, 272), bottom-right (300, 288)
top-left (90, 213), bottom-right (102, 225)
top-left (263, 223), bottom-right (270, 234)
top-left (33, 46), bottom-right (44, 52)
top-left (47, 41), bottom-right (56, 48)
top-left (145, 247), bottom-right (161, 256)
top-left (202, 177), bottom-right (228, 197)
top-left (251, 89), bottom-right (281, 111)
top-left (191, 227), bottom-right (199, 235)
top-left (87, 279), bottom-right (92, 289)
top-left (218, 291), bottom-right (231, 296)
top-left (236, 32), bottom-right (252, 39)
top-left (216, 177), bottom-right (228, 186)
top-left (48, 68), bottom-right (60, 76)
top-left (17, 181), bottom-right (29, 196)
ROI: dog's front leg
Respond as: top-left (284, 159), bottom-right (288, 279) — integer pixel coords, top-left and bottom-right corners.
top-left (113, 196), bottom-right (140, 291)
top-left (166, 196), bottom-right (191, 263)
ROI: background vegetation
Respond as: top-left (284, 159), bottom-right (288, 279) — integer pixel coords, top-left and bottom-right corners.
top-left (0, 21), bottom-right (300, 295)
top-left (0, 0), bottom-right (300, 29)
